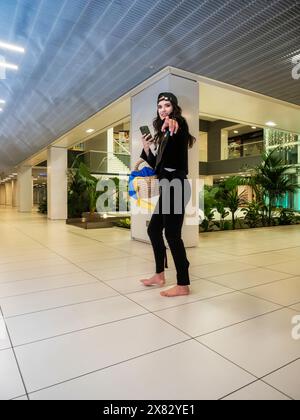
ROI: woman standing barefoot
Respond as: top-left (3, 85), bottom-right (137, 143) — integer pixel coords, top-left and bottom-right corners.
top-left (139, 92), bottom-right (195, 297)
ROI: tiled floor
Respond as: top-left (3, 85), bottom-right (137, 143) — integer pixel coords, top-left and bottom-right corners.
top-left (0, 207), bottom-right (300, 400)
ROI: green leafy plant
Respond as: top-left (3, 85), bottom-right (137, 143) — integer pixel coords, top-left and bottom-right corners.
top-left (215, 177), bottom-right (246, 230)
top-left (38, 197), bottom-right (47, 214)
top-left (242, 149), bottom-right (298, 226)
top-left (277, 208), bottom-right (296, 225)
top-left (215, 202), bottom-right (230, 230)
top-left (77, 163), bottom-right (100, 214)
top-left (242, 200), bottom-right (266, 228)
top-left (113, 218), bottom-right (131, 229)
top-left (201, 186), bottom-right (218, 231)
top-left (68, 162), bottom-right (96, 218)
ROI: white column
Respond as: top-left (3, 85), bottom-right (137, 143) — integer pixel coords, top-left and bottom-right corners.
top-left (18, 166), bottom-right (33, 212)
top-left (107, 127), bottom-right (114, 173)
top-left (221, 129), bottom-right (229, 160)
top-left (203, 176), bottom-right (214, 186)
top-left (12, 180), bottom-right (18, 207)
top-left (130, 72), bottom-right (200, 247)
top-left (0, 184), bottom-right (6, 205)
top-left (5, 181), bottom-right (12, 206)
top-left (47, 146), bottom-right (68, 220)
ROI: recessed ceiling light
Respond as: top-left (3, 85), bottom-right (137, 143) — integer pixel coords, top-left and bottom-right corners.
top-left (233, 130), bottom-right (239, 134)
top-left (0, 108), bottom-right (3, 112)
top-left (0, 99), bottom-right (5, 104)
top-left (0, 41), bottom-right (25, 53)
top-left (86, 129), bottom-right (95, 134)
top-left (251, 126), bottom-right (257, 129)
top-left (0, 61), bottom-right (18, 70)
top-left (266, 121), bottom-right (277, 127)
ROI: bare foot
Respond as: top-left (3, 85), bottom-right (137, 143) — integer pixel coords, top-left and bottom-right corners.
top-left (140, 272), bottom-right (165, 287)
top-left (160, 285), bottom-right (190, 297)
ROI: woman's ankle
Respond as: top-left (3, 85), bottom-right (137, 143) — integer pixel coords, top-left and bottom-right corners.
top-left (156, 271), bottom-right (164, 276)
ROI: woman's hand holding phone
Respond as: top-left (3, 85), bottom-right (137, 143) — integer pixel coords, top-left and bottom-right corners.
top-left (140, 126), bottom-right (154, 155)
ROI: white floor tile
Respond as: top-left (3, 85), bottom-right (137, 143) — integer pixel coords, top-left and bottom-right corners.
top-left (244, 277), bottom-right (300, 306)
top-left (77, 255), bottom-right (150, 271)
top-left (7, 295), bottom-right (148, 346)
top-left (155, 292), bottom-right (279, 337)
top-left (208, 268), bottom-right (291, 290)
top-left (29, 340), bottom-right (255, 400)
top-left (266, 261), bottom-right (300, 276)
top-left (0, 316), bottom-right (11, 350)
top-left (71, 251), bottom-right (131, 266)
top-left (0, 253), bottom-right (65, 266)
top-left (0, 272), bottom-right (99, 299)
top-left (15, 314), bottom-right (188, 393)
top-left (2, 209), bottom-right (300, 400)
top-left (273, 247), bottom-right (300, 259)
top-left (190, 261), bottom-right (256, 279)
top-left (90, 260), bottom-right (155, 281)
top-left (0, 349), bottom-right (25, 400)
top-left (0, 264), bottom-right (81, 284)
top-left (198, 309), bottom-right (300, 377)
top-left (234, 253), bottom-right (296, 267)
top-left (127, 279), bottom-right (232, 312)
top-left (223, 381), bottom-right (290, 400)
top-left (264, 359), bottom-right (300, 400)
top-left (0, 257), bottom-right (69, 274)
top-left (290, 303), bottom-right (300, 312)
top-left (1, 282), bottom-right (119, 317)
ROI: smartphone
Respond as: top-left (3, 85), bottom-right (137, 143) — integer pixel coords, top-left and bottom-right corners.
top-left (139, 125), bottom-right (152, 139)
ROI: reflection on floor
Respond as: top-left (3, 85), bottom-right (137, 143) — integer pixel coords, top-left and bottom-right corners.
top-left (0, 207), bottom-right (299, 400)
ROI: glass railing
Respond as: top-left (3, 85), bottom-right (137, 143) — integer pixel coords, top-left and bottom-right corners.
top-left (70, 150), bottom-right (131, 175)
top-left (226, 140), bottom-right (264, 159)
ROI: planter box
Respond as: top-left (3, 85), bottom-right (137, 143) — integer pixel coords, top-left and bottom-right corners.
top-left (66, 215), bottom-right (129, 230)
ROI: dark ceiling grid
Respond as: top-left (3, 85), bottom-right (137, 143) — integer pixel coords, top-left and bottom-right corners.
top-left (185, 0), bottom-right (282, 73)
top-left (0, 0), bottom-right (299, 172)
top-left (42, 0), bottom-right (178, 109)
top-left (28, 0), bottom-right (143, 125)
top-left (77, 0), bottom-right (220, 107)
top-left (202, 6), bottom-right (299, 83)
top-left (18, 1), bottom-right (183, 148)
top-left (87, 1), bottom-right (243, 107)
top-left (10, 0), bottom-right (93, 122)
top-left (8, 0), bottom-right (142, 149)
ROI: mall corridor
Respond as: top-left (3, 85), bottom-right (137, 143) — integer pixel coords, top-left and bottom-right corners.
top-left (0, 207), bottom-right (299, 400)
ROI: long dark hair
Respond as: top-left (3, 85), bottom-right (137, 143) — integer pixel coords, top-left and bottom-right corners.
top-left (153, 102), bottom-right (196, 148)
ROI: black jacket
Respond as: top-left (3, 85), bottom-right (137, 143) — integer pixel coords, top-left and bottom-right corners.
top-left (140, 118), bottom-right (189, 178)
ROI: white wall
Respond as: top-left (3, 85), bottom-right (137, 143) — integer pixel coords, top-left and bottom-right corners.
top-left (199, 132), bottom-right (208, 162)
top-left (18, 166), bottom-right (33, 212)
top-left (0, 184), bottom-right (6, 205)
top-left (5, 182), bottom-right (12, 206)
top-left (200, 82), bottom-right (300, 134)
top-left (47, 147), bottom-right (68, 220)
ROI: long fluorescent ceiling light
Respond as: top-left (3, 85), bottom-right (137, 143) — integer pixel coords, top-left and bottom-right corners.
top-left (0, 61), bottom-right (18, 70)
top-left (0, 41), bottom-right (25, 53)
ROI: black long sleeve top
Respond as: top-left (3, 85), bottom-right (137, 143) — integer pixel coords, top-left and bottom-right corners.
top-left (140, 117), bottom-right (189, 178)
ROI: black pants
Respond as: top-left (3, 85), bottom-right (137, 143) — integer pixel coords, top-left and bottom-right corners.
top-left (147, 169), bottom-right (191, 286)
